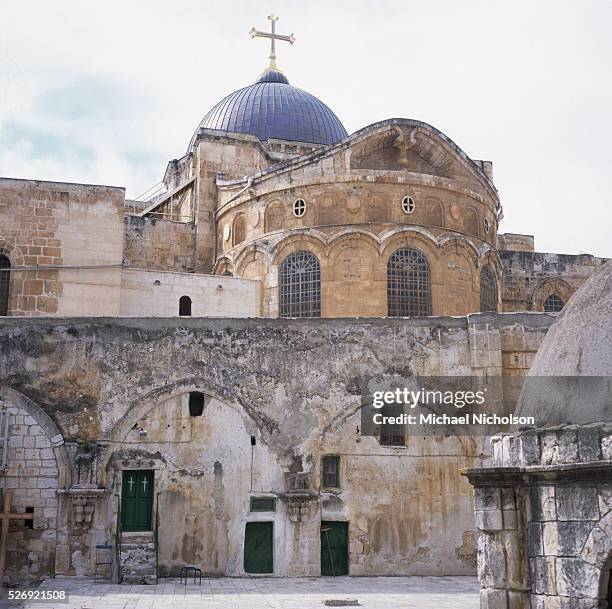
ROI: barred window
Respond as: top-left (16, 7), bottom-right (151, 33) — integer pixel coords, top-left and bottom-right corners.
top-left (0, 255), bottom-right (10, 316)
top-left (279, 251), bottom-right (321, 318)
top-left (544, 293), bottom-right (564, 312)
top-left (480, 265), bottom-right (498, 312)
top-left (379, 404), bottom-right (405, 446)
top-left (387, 248), bottom-right (431, 317)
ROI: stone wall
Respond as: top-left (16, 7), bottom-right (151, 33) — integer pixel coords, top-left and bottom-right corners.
top-left (466, 427), bottom-right (612, 608)
top-left (0, 313), bottom-right (553, 580)
top-left (0, 178), bottom-right (125, 316)
top-left (119, 269), bottom-right (261, 317)
top-left (123, 216), bottom-right (196, 273)
top-left (500, 250), bottom-right (608, 312)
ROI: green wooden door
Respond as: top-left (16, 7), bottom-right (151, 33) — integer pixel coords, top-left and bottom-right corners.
top-left (321, 521), bottom-right (348, 576)
top-left (121, 470), bottom-right (154, 531)
top-left (244, 522), bottom-right (273, 573)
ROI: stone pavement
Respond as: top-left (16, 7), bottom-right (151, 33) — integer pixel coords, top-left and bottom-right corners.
top-left (16, 576), bottom-right (479, 609)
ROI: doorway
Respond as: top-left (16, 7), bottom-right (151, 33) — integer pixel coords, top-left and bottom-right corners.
top-left (244, 521), bottom-right (274, 574)
top-left (321, 521), bottom-right (348, 576)
top-left (120, 470), bottom-right (154, 532)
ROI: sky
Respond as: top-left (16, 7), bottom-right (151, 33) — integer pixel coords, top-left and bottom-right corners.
top-left (0, 0), bottom-right (610, 257)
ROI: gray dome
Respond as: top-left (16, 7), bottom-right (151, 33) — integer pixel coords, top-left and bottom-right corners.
top-left (188, 68), bottom-right (347, 150)
top-left (515, 259), bottom-right (612, 425)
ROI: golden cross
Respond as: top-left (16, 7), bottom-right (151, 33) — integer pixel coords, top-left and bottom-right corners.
top-left (249, 15), bottom-right (295, 70)
top-left (0, 490), bottom-right (34, 584)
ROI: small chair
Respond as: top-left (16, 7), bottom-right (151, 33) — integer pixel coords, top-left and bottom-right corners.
top-left (180, 565), bottom-right (202, 586)
top-left (94, 543), bottom-right (114, 581)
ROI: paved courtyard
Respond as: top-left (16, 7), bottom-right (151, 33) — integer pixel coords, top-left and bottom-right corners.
top-left (14, 576), bottom-right (479, 609)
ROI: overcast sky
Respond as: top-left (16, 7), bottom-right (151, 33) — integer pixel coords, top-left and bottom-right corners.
top-left (0, 0), bottom-right (610, 257)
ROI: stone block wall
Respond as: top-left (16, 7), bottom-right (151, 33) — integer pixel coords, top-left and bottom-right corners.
top-left (123, 216), bottom-right (195, 273)
top-left (0, 178), bottom-right (125, 316)
top-left (467, 426), bottom-right (612, 609)
top-left (119, 269), bottom-right (261, 317)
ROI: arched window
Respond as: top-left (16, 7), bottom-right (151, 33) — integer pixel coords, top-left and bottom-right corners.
top-left (179, 295), bottom-right (192, 316)
top-left (543, 293), bottom-right (564, 312)
top-left (233, 215), bottom-right (246, 246)
top-left (279, 251), bottom-right (320, 318)
top-left (480, 265), bottom-right (498, 312)
top-left (387, 248), bottom-right (431, 317)
top-left (0, 255), bottom-right (10, 316)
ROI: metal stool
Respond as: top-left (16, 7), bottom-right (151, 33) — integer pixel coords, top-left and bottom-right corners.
top-left (180, 565), bottom-right (202, 585)
top-left (94, 543), bottom-right (113, 581)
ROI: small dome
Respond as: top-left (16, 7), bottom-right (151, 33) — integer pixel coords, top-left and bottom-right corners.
top-left (188, 71), bottom-right (347, 150)
top-left (515, 260), bottom-right (612, 425)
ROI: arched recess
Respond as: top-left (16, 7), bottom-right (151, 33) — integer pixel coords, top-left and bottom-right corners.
top-left (0, 254), bottom-right (10, 316)
top-left (265, 200), bottom-right (286, 233)
top-left (232, 214), bottom-right (247, 247)
top-left (464, 207), bottom-right (480, 237)
top-left (0, 386), bottom-right (71, 581)
top-left (0, 386), bottom-right (71, 487)
top-left (532, 278), bottom-right (574, 312)
top-left (215, 257), bottom-right (234, 277)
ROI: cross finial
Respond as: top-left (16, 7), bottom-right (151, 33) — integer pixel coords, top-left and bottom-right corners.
top-left (249, 15), bottom-right (295, 70)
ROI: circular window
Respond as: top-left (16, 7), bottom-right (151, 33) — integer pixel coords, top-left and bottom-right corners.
top-left (401, 195), bottom-right (415, 214)
top-left (293, 199), bottom-right (306, 218)
top-left (483, 217), bottom-right (491, 234)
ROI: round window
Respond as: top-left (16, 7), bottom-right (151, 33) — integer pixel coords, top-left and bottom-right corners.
top-left (484, 217), bottom-right (491, 234)
top-left (401, 195), bottom-right (415, 214)
top-left (293, 199), bottom-right (306, 218)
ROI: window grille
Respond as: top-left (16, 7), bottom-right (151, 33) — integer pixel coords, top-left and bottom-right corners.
top-left (279, 251), bottom-right (321, 318)
top-left (0, 255), bottom-right (10, 316)
top-left (480, 266), bottom-right (498, 312)
top-left (544, 293), bottom-right (564, 312)
top-left (401, 195), bottom-right (415, 214)
top-left (379, 404), bottom-right (405, 446)
top-left (179, 295), bottom-right (192, 316)
top-left (387, 248), bottom-right (431, 317)
top-left (322, 456), bottom-right (340, 488)
top-left (293, 199), bottom-right (306, 217)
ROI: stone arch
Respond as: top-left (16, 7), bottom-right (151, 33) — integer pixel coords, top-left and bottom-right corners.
top-left (0, 386), bottom-right (70, 582)
top-left (215, 257), bottom-right (234, 277)
top-left (232, 214), bottom-right (247, 247)
top-left (464, 206), bottom-right (480, 237)
top-left (270, 233), bottom-right (328, 267)
top-left (579, 510), bottom-right (612, 603)
top-left (532, 277), bottom-right (574, 312)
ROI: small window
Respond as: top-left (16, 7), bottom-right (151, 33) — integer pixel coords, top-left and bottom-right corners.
top-left (0, 254), bottom-right (10, 316)
top-left (250, 497), bottom-right (276, 512)
top-left (222, 271), bottom-right (233, 277)
top-left (401, 195), bottom-right (415, 214)
top-left (483, 217), bottom-right (491, 234)
top-left (322, 456), bottom-right (340, 488)
top-left (179, 295), bottom-right (192, 316)
top-left (293, 199), bottom-right (306, 218)
top-left (188, 392), bottom-right (205, 417)
top-left (24, 507), bottom-right (35, 529)
top-left (544, 293), bottom-right (564, 312)
top-left (479, 265), bottom-right (498, 312)
top-left (379, 404), bottom-right (405, 446)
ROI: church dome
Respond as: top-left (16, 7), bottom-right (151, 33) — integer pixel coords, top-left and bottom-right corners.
top-left (189, 68), bottom-right (348, 150)
top-left (514, 259), bottom-right (612, 426)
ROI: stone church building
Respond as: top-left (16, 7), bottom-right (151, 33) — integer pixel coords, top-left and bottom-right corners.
top-left (0, 15), bottom-right (609, 603)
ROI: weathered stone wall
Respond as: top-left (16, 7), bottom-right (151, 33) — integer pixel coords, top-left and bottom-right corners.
top-left (0, 313), bottom-right (553, 580)
top-left (0, 178), bottom-right (125, 316)
top-left (123, 216), bottom-right (196, 273)
top-left (467, 427), bottom-right (612, 609)
top-left (500, 250), bottom-right (608, 312)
